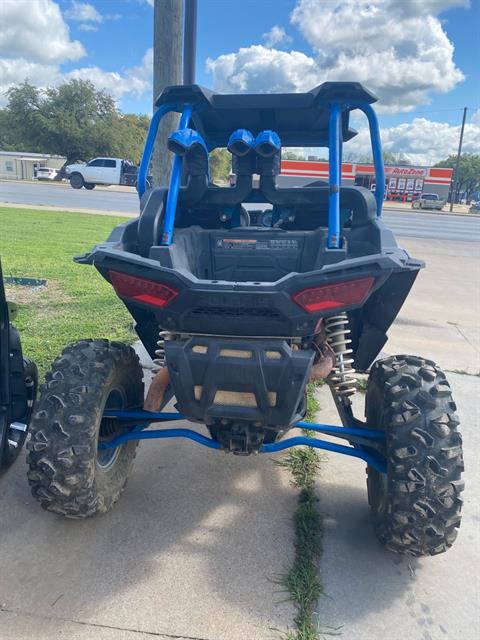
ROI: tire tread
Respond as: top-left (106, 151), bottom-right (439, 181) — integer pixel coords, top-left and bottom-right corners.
top-left (366, 355), bottom-right (464, 556)
top-left (27, 340), bottom-right (143, 518)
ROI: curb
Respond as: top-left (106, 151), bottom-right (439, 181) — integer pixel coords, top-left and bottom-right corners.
top-left (0, 178), bottom-right (136, 194)
top-left (383, 205), bottom-right (476, 218)
top-left (0, 202), bottom-right (135, 217)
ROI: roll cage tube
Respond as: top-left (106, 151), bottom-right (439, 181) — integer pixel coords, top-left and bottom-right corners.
top-left (328, 102), bottom-right (342, 248)
top-left (162, 105), bottom-right (194, 245)
top-left (328, 101), bottom-right (385, 247)
top-left (138, 99), bottom-right (384, 248)
top-left (350, 100), bottom-right (385, 217)
top-left (137, 102), bottom-right (175, 199)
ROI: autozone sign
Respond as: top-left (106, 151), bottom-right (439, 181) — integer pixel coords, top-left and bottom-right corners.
top-left (384, 167), bottom-right (427, 177)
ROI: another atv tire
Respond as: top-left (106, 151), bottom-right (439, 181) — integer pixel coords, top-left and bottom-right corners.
top-left (366, 355), bottom-right (464, 556)
top-left (84, 183), bottom-right (95, 190)
top-left (69, 173), bottom-right (84, 189)
top-left (27, 340), bottom-right (144, 518)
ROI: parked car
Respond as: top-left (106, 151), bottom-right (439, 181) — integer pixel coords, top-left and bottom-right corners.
top-left (411, 193), bottom-right (445, 210)
top-left (65, 158), bottom-right (149, 190)
top-left (36, 167), bottom-right (59, 181)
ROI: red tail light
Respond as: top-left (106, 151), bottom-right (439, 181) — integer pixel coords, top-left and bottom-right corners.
top-left (109, 270), bottom-right (178, 308)
top-left (292, 277), bottom-right (374, 313)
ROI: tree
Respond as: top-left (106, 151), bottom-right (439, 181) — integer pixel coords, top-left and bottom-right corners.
top-left (2, 82), bottom-right (45, 151)
top-left (39, 80), bottom-right (118, 163)
top-left (112, 114), bottom-right (150, 164)
top-left (0, 80), bottom-right (150, 165)
top-left (434, 154), bottom-right (480, 203)
top-left (282, 151), bottom-right (306, 160)
top-left (0, 109), bottom-right (15, 150)
top-left (383, 150), bottom-right (412, 166)
top-left (209, 148), bottom-right (231, 183)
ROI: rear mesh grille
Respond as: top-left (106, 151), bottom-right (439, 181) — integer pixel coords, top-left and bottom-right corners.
top-left (190, 306), bottom-right (281, 319)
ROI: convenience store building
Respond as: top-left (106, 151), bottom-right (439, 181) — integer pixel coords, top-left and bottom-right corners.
top-left (279, 160), bottom-right (453, 201)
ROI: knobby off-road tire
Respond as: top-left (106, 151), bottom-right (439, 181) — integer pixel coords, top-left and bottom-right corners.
top-left (366, 355), bottom-right (464, 556)
top-left (27, 340), bottom-right (144, 518)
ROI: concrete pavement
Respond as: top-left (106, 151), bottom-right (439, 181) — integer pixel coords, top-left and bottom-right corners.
top-left (0, 414), bottom-right (297, 640)
top-left (312, 235), bottom-right (480, 640)
top-left (313, 372), bottom-right (479, 640)
top-left (388, 237), bottom-right (479, 373)
top-left (0, 235), bottom-right (478, 639)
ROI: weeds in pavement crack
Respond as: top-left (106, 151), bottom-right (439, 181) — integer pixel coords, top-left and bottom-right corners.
top-left (276, 385), bottom-right (326, 640)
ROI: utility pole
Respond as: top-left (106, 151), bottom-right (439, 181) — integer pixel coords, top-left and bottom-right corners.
top-left (450, 106), bottom-right (467, 212)
top-left (152, 0), bottom-right (183, 187)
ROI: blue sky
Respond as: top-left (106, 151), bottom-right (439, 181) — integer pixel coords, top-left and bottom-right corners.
top-left (1, 0), bottom-right (479, 163)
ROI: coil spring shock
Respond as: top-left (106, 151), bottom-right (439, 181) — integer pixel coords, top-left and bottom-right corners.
top-left (325, 313), bottom-right (358, 397)
top-left (153, 331), bottom-right (172, 371)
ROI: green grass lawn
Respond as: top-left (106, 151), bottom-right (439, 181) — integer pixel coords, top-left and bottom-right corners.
top-left (0, 207), bottom-right (136, 376)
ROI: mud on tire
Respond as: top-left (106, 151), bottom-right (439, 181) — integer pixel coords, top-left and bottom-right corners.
top-left (366, 355), bottom-right (464, 556)
top-left (27, 340), bottom-right (144, 518)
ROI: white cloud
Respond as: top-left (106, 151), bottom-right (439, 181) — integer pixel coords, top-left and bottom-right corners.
top-left (471, 109), bottom-right (480, 126)
top-left (65, 48), bottom-right (152, 100)
top-left (0, 0), bottom-right (151, 107)
top-left (78, 23), bottom-right (99, 32)
top-left (343, 116), bottom-right (480, 165)
top-left (0, 47), bottom-right (152, 107)
top-left (207, 0), bottom-right (467, 113)
top-left (65, 1), bottom-right (102, 23)
top-left (207, 45), bottom-right (319, 94)
top-left (0, 58), bottom-right (60, 95)
top-left (0, 0), bottom-right (85, 63)
top-left (262, 25), bottom-right (292, 48)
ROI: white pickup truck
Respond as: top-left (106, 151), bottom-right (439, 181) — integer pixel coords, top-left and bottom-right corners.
top-left (65, 158), bottom-right (145, 190)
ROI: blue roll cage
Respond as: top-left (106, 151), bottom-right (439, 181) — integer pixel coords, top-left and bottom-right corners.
top-left (114, 99), bottom-right (387, 471)
top-left (137, 100), bottom-right (385, 247)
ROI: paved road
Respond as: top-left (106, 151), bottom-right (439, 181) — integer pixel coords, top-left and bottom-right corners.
top-left (384, 209), bottom-right (479, 243)
top-left (1, 180), bottom-right (479, 242)
top-left (0, 180), bottom-right (137, 214)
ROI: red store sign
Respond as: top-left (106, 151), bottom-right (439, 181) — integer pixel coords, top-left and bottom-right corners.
top-left (384, 167), bottom-right (427, 177)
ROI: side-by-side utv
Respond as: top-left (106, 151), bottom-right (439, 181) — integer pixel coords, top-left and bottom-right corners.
top-left (27, 82), bottom-right (463, 556)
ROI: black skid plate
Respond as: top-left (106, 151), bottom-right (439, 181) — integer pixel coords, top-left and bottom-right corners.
top-left (165, 336), bottom-right (315, 429)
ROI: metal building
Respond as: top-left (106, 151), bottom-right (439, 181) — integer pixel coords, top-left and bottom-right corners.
top-left (0, 151), bottom-right (66, 181)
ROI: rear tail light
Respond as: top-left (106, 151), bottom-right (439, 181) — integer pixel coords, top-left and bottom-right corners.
top-left (109, 270), bottom-right (178, 308)
top-left (292, 277), bottom-right (374, 313)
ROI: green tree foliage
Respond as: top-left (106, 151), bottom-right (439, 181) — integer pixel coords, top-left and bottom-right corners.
top-left (0, 80), bottom-right (149, 164)
top-left (434, 154), bottom-right (480, 203)
top-left (283, 151), bottom-right (306, 160)
top-left (209, 147), bottom-right (231, 183)
top-left (113, 113), bottom-right (151, 163)
top-left (342, 150), bottom-right (412, 165)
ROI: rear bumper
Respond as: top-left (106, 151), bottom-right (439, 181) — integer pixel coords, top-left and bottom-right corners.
top-left (78, 245), bottom-right (421, 338)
